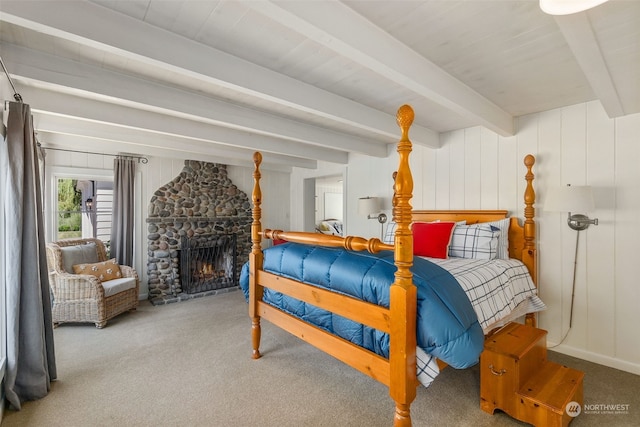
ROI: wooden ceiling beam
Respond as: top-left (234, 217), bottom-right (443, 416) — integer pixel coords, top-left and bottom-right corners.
top-left (2, 43), bottom-right (387, 159)
top-left (0, 0), bottom-right (439, 147)
top-left (247, 0), bottom-right (514, 136)
top-left (35, 130), bottom-right (296, 172)
top-left (554, 12), bottom-right (625, 118)
top-left (18, 84), bottom-right (345, 165)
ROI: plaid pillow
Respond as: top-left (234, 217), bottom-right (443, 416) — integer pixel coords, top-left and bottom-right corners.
top-left (383, 221), bottom-right (397, 244)
top-left (484, 217), bottom-right (511, 259)
top-left (448, 223), bottom-right (500, 260)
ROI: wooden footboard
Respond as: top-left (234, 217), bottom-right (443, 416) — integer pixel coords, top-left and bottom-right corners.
top-left (249, 105), bottom-right (418, 426)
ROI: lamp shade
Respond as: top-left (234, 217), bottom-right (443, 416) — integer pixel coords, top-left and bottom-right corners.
top-left (540, 0), bottom-right (609, 15)
top-left (358, 197), bottom-right (380, 216)
top-left (544, 185), bottom-right (595, 213)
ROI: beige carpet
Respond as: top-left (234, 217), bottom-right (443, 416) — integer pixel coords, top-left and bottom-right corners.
top-left (2, 290), bottom-right (639, 427)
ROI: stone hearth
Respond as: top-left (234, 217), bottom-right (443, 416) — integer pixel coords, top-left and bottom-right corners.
top-left (146, 161), bottom-right (251, 305)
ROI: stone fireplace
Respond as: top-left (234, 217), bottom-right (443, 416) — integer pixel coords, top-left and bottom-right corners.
top-left (146, 161), bottom-right (251, 305)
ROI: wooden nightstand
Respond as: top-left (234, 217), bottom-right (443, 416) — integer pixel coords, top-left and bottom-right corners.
top-left (480, 322), bottom-right (584, 427)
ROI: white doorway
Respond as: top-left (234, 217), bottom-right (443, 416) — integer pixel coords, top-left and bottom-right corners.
top-left (314, 175), bottom-right (344, 235)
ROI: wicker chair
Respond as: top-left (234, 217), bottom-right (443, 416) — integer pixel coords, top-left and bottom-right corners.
top-left (46, 238), bottom-right (139, 328)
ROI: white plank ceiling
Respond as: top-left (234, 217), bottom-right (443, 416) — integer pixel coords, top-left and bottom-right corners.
top-left (0, 0), bottom-right (638, 170)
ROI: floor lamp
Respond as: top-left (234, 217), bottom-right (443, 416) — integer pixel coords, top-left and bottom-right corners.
top-left (545, 184), bottom-right (598, 331)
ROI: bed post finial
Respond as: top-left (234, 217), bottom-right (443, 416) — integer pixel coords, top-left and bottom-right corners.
top-left (252, 152), bottom-right (263, 254)
top-left (396, 105), bottom-right (415, 137)
top-left (391, 104), bottom-right (416, 427)
top-left (523, 154), bottom-right (535, 257)
top-left (393, 104), bottom-right (414, 254)
top-left (250, 151), bottom-right (264, 359)
top-left (523, 154), bottom-right (537, 327)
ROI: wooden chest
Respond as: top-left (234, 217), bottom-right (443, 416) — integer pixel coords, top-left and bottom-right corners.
top-left (481, 322), bottom-right (547, 416)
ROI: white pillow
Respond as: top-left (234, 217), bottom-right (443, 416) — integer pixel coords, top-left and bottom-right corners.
top-left (448, 223), bottom-right (500, 260)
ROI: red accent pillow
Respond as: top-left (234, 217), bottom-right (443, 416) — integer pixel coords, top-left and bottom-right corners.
top-left (412, 221), bottom-right (456, 259)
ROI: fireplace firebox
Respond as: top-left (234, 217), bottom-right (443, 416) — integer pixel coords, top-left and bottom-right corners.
top-left (180, 234), bottom-right (237, 294)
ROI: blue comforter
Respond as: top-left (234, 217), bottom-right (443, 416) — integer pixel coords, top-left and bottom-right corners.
top-left (239, 243), bottom-right (484, 369)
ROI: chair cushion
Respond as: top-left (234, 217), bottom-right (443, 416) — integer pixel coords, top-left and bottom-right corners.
top-left (73, 259), bottom-right (122, 281)
top-left (60, 243), bottom-right (98, 273)
top-left (101, 277), bottom-right (137, 297)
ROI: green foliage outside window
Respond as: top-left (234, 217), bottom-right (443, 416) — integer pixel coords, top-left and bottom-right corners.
top-left (57, 179), bottom-right (82, 237)
top-left (58, 179), bottom-right (82, 214)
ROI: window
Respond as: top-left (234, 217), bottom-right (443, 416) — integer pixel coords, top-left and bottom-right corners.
top-left (47, 167), bottom-right (114, 246)
top-left (55, 178), bottom-right (113, 244)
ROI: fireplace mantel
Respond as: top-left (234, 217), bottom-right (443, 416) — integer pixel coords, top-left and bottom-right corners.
top-left (146, 217), bottom-right (242, 223)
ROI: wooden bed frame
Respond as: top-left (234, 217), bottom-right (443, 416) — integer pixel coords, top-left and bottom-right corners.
top-left (248, 105), bottom-right (537, 426)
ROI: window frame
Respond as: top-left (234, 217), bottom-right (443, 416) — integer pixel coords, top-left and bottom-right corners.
top-left (46, 167), bottom-right (114, 243)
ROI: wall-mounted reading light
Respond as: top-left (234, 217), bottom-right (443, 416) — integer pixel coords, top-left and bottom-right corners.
top-left (544, 184), bottom-right (598, 335)
top-left (545, 184), bottom-right (598, 231)
top-left (358, 197), bottom-right (387, 240)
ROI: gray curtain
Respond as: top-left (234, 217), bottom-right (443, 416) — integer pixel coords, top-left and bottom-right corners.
top-left (110, 157), bottom-right (136, 266)
top-left (1, 101), bottom-right (57, 409)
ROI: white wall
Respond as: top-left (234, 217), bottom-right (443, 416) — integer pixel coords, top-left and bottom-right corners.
top-left (43, 152), bottom-right (290, 298)
top-left (291, 100), bottom-right (640, 376)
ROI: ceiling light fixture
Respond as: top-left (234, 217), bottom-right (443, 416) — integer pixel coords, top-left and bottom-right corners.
top-left (540, 0), bottom-right (609, 15)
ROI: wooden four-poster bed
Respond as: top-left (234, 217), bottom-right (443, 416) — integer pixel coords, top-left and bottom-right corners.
top-left (244, 105), bottom-right (539, 426)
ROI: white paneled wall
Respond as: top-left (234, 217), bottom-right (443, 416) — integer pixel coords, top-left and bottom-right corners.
top-left (292, 101), bottom-right (640, 375)
top-left (227, 162), bottom-right (290, 233)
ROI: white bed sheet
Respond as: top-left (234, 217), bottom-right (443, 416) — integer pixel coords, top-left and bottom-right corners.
top-left (427, 257), bottom-right (546, 334)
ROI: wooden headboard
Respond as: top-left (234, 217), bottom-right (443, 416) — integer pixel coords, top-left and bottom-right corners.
top-left (411, 155), bottom-right (537, 288)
